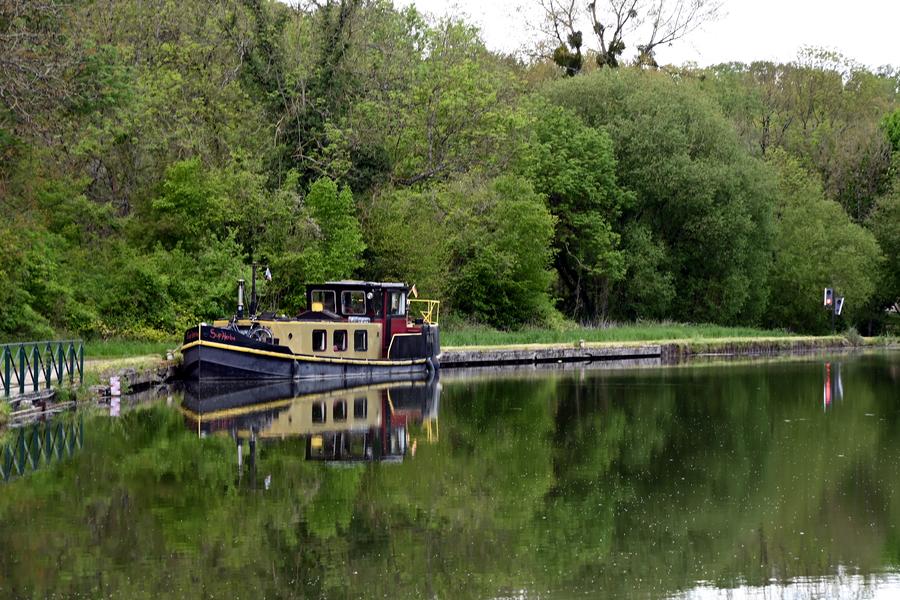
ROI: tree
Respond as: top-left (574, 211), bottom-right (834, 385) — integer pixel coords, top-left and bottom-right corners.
top-left (520, 101), bottom-right (632, 321)
top-left (148, 159), bottom-right (228, 252)
top-left (883, 107), bottom-right (900, 153)
top-left (765, 151), bottom-right (883, 332)
top-left (304, 176), bottom-right (366, 279)
top-left (0, 0), bottom-right (82, 129)
top-left (866, 189), bottom-right (900, 320)
top-left (700, 51), bottom-right (897, 222)
top-left (537, 0), bottom-right (722, 74)
top-left (365, 175), bottom-right (557, 329)
top-left (236, 0), bottom-right (365, 184)
top-left (267, 176), bottom-right (366, 310)
top-left (0, 220), bottom-right (55, 338)
top-left (542, 69), bottom-right (774, 325)
top-left (448, 176), bottom-right (557, 328)
top-left (337, 14), bottom-right (523, 188)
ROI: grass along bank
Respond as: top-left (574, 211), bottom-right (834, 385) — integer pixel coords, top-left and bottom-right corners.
top-left (80, 339), bottom-right (180, 390)
top-left (83, 339), bottom-right (179, 359)
top-left (441, 322), bottom-right (797, 348)
top-left (439, 323), bottom-right (898, 367)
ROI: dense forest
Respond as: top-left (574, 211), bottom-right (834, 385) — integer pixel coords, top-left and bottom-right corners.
top-left (1, 0), bottom-right (898, 340)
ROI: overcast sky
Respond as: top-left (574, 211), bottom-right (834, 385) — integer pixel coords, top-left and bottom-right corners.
top-left (398, 0), bottom-right (899, 69)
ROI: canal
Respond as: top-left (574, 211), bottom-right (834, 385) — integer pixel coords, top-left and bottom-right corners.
top-left (0, 352), bottom-right (898, 598)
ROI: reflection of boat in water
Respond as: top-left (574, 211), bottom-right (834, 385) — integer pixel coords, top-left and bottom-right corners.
top-left (181, 377), bottom-right (440, 464)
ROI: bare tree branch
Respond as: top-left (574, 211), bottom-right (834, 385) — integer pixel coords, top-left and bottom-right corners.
top-left (538, 0), bottom-right (721, 73)
top-left (637, 0), bottom-right (722, 67)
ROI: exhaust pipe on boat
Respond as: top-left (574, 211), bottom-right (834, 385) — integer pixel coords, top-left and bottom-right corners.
top-left (237, 278), bottom-right (245, 319)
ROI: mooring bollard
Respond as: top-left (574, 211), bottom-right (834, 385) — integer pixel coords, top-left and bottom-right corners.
top-left (109, 376), bottom-right (121, 417)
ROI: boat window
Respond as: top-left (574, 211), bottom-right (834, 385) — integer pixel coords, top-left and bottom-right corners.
top-left (333, 400), bottom-right (347, 421)
top-left (312, 330), bottom-right (327, 352)
top-left (354, 330), bottom-right (367, 352)
top-left (341, 290), bottom-right (366, 315)
top-left (389, 291), bottom-right (406, 316)
top-left (334, 330), bottom-right (348, 352)
top-left (353, 397), bottom-right (367, 419)
top-left (371, 290), bottom-right (384, 317)
top-left (311, 401), bottom-right (326, 423)
top-left (310, 290), bottom-right (336, 313)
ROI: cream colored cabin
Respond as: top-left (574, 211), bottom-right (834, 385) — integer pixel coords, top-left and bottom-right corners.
top-left (212, 319), bottom-right (383, 360)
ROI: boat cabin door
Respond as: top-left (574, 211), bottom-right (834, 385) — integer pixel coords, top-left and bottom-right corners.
top-left (383, 289), bottom-right (407, 353)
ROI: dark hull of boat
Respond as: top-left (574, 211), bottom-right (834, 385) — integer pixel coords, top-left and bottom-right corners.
top-left (180, 325), bottom-right (432, 382)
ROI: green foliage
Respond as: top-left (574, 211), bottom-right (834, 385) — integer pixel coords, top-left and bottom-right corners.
top-left (267, 176), bottom-right (366, 311)
top-left (865, 188), bottom-right (900, 322)
top-left (0, 221), bottom-right (55, 339)
top-left (520, 101), bottom-right (631, 320)
top-left (364, 185), bottom-right (451, 300)
top-left (765, 151), bottom-right (883, 332)
top-left (368, 175), bottom-right (556, 329)
top-left (700, 53), bottom-right (896, 222)
top-left (552, 43), bottom-right (583, 77)
top-left (149, 159), bottom-right (228, 251)
top-left (305, 177), bottom-right (366, 279)
top-left (336, 14), bottom-right (523, 188)
top-left (448, 176), bottom-right (557, 329)
top-left (615, 223), bottom-right (675, 319)
top-left (884, 108), bottom-right (900, 152)
top-left (844, 326), bottom-right (864, 346)
top-left (0, 0), bottom-right (897, 339)
top-left (541, 69), bottom-right (775, 325)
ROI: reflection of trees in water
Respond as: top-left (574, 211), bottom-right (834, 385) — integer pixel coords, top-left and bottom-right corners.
top-left (540, 360), bottom-right (900, 598)
top-left (0, 357), bottom-right (898, 598)
top-left (349, 376), bottom-right (560, 598)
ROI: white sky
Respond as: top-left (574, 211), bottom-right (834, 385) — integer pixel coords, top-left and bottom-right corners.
top-left (399, 0), bottom-right (900, 69)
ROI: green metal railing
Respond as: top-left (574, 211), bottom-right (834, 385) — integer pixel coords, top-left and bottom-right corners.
top-left (0, 340), bottom-right (83, 397)
top-left (0, 417), bottom-right (84, 482)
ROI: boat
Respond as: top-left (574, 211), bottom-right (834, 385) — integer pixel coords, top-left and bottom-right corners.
top-left (179, 276), bottom-right (440, 382)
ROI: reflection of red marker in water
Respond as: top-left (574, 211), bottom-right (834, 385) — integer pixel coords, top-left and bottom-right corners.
top-left (824, 363), bottom-right (832, 408)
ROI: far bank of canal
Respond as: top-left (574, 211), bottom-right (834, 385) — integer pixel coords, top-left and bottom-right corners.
top-left (3, 334), bottom-right (897, 416)
top-left (75, 334), bottom-right (900, 395)
top-left (439, 334), bottom-right (897, 367)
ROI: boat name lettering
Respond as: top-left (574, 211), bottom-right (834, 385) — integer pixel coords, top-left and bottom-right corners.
top-left (208, 329), bottom-right (237, 342)
top-left (185, 329), bottom-right (199, 341)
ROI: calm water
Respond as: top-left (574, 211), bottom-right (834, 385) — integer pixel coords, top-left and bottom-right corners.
top-left (1, 352), bottom-right (899, 599)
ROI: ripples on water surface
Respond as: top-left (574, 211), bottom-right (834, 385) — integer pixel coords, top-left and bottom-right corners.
top-left (0, 352), bottom-right (898, 599)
